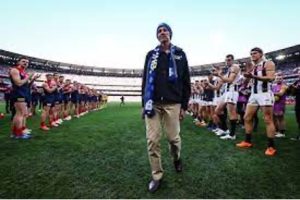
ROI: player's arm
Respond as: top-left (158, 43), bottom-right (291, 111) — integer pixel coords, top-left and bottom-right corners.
top-left (218, 65), bottom-right (239, 83)
top-left (0, 86), bottom-right (6, 92)
top-left (65, 86), bottom-right (72, 93)
top-left (68, 86), bottom-right (73, 93)
top-left (57, 84), bottom-right (64, 91)
top-left (194, 88), bottom-right (199, 94)
top-left (290, 80), bottom-right (299, 89)
top-left (206, 82), bottom-right (216, 90)
top-left (195, 86), bottom-right (202, 94)
top-left (252, 61), bottom-right (275, 82)
top-left (28, 74), bottom-right (40, 86)
top-left (10, 68), bottom-right (30, 86)
top-left (200, 86), bottom-right (204, 93)
top-left (43, 83), bottom-right (51, 93)
top-left (207, 79), bottom-right (223, 90)
top-left (63, 87), bottom-right (68, 94)
top-left (275, 84), bottom-right (288, 97)
top-left (51, 85), bottom-right (58, 92)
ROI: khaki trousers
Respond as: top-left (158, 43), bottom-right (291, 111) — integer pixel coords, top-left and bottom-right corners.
top-left (145, 103), bottom-right (181, 180)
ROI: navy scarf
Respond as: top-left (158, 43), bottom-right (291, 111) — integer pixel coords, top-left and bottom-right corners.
top-left (143, 44), bottom-right (178, 118)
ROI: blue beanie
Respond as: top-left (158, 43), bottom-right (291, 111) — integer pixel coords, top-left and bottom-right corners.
top-left (157, 23), bottom-right (172, 39)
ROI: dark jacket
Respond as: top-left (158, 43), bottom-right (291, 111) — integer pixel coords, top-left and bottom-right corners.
top-left (141, 46), bottom-right (191, 110)
top-left (291, 80), bottom-right (300, 109)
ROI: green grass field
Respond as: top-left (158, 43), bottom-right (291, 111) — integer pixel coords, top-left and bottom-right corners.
top-left (0, 102), bottom-right (299, 198)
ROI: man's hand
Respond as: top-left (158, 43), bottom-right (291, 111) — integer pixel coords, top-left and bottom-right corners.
top-left (28, 73), bottom-right (35, 80)
top-left (243, 72), bottom-right (253, 78)
top-left (241, 90), bottom-right (248, 95)
top-left (179, 109), bottom-right (185, 121)
top-left (32, 74), bottom-right (41, 80)
top-left (59, 84), bottom-right (65, 90)
top-left (35, 74), bottom-right (41, 79)
top-left (212, 68), bottom-right (220, 76)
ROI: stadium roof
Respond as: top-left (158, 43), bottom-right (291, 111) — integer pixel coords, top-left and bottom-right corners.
top-left (1, 44), bottom-right (299, 77)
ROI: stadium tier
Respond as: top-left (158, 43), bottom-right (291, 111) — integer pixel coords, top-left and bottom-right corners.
top-left (1, 45), bottom-right (300, 100)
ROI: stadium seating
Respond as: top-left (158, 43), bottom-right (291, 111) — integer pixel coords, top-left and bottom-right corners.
top-left (0, 45), bottom-right (299, 101)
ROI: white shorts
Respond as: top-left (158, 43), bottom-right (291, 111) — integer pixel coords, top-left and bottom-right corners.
top-left (196, 100), bottom-right (202, 106)
top-left (201, 100), bottom-right (206, 105)
top-left (188, 99), bottom-right (194, 105)
top-left (213, 97), bottom-right (222, 106)
top-left (247, 92), bottom-right (274, 106)
top-left (202, 101), bottom-right (210, 106)
top-left (220, 91), bottom-right (239, 104)
top-left (205, 101), bottom-right (213, 106)
top-left (193, 99), bottom-right (199, 104)
top-left (190, 99), bottom-right (196, 104)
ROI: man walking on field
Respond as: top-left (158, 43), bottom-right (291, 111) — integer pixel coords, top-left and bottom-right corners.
top-left (142, 23), bottom-right (191, 193)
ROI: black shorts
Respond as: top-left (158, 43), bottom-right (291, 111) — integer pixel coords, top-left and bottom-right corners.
top-left (31, 96), bottom-right (39, 106)
top-left (71, 97), bottom-right (79, 104)
top-left (4, 93), bottom-right (10, 101)
top-left (237, 102), bottom-right (247, 114)
top-left (11, 96), bottom-right (29, 103)
top-left (59, 92), bottom-right (64, 104)
top-left (43, 96), bottom-right (55, 107)
top-left (40, 95), bottom-right (45, 103)
top-left (78, 95), bottom-right (83, 104)
top-left (63, 94), bottom-right (70, 104)
top-left (54, 93), bottom-right (62, 104)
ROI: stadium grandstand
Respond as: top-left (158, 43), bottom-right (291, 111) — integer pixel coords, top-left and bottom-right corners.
top-left (0, 44), bottom-right (300, 101)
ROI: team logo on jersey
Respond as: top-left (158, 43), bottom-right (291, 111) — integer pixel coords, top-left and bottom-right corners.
top-left (169, 68), bottom-right (175, 77)
top-left (174, 55), bottom-right (182, 60)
